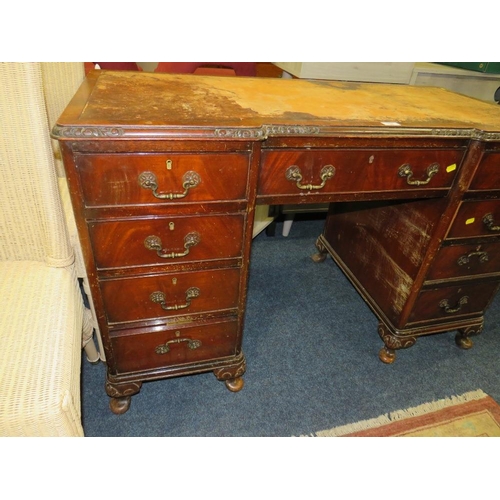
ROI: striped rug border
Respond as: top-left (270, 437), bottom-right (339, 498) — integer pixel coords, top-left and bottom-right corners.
top-left (313, 389), bottom-right (489, 437)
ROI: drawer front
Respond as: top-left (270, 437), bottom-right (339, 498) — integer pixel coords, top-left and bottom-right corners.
top-left (259, 149), bottom-right (463, 196)
top-left (111, 319), bottom-right (239, 373)
top-left (89, 214), bottom-right (245, 269)
top-left (427, 241), bottom-right (500, 281)
top-left (447, 200), bottom-right (500, 239)
top-left (469, 152), bottom-right (500, 191)
top-left (408, 282), bottom-right (499, 323)
top-left (76, 152), bottom-right (250, 206)
top-left (101, 268), bottom-right (241, 324)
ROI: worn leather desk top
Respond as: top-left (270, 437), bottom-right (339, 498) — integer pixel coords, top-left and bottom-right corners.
top-left (55, 70), bottom-right (500, 138)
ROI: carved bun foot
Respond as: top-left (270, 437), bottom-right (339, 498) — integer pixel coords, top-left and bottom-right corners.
top-left (213, 353), bottom-right (246, 392)
top-left (455, 324), bottom-right (483, 350)
top-left (379, 346), bottom-right (396, 364)
top-left (455, 334), bottom-right (473, 350)
top-left (377, 322), bottom-right (417, 364)
top-left (105, 377), bottom-right (142, 415)
top-left (311, 251), bottom-right (327, 263)
top-left (109, 396), bottom-right (131, 415)
top-left (311, 236), bottom-right (328, 263)
top-left (455, 330), bottom-right (474, 350)
top-left (224, 377), bottom-right (244, 392)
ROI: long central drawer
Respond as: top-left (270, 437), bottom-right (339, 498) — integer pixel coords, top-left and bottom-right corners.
top-left (259, 148), bottom-right (464, 196)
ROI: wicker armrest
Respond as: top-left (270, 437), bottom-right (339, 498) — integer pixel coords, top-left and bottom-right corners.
top-left (0, 262), bottom-right (84, 436)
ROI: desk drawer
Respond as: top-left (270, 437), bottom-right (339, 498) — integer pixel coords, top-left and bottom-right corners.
top-left (76, 152), bottom-right (250, 206)
top-left (408, 282), bottom-right (499, 323)
top-left (89, 214), bottom-right (245, 270)
top-left (259, 149), bottom-right (462, 196)
top-left (111, 319), bottom-right (239, 373)
top-left (447, 200), bottom-right (500, 240)
top-left (428, 241), bottom-right (500, 281)
top-left (101, 268), bottom-right (241, 324)
top-left (469, 152), bottom-right (500, 191)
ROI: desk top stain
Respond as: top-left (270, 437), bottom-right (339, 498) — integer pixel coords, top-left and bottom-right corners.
top-left (65, 70), bottom-right (500, 132)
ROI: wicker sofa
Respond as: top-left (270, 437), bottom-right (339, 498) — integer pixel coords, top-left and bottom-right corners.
top-left (0, 62), bottom-right (96, 436)
top-left (41, 62), bottom-right (103, 362)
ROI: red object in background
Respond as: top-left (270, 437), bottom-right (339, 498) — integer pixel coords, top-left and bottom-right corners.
top-left (84, 62), bottom-right (257, 77)
top-left (94, 62), bottom-right (140, 71)
top-left (84, 62), bottom-right (141, 74)
top-left (155, 62), bottom-right (256, 76)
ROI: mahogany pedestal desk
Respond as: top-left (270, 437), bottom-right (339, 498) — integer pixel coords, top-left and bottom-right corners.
top-left (54, 70), bottom-right (500, 414)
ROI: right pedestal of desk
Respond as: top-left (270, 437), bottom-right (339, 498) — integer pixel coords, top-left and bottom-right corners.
top-left (317, 143), bottom-right (500, 362)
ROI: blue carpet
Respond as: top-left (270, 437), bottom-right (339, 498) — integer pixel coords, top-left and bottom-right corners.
top-left (81, 216), bottom-right (500, 436)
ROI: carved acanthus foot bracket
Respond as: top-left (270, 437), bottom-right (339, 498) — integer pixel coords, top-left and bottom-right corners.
top-left (213, 354), bottom-right (246, 392)
top-left (311, 236), bottom-right (328, 263)
top-left (105, 378), bottom-right (143, 415)
top-left (377, 323), bottom-right (417, 364)
top-left (455, 322), bottom-right (483, 350)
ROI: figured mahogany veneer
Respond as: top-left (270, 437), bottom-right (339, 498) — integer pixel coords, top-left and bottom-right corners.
top-left (110, 318), bottom-right (240, 374)
top-left (88, 214), bottom-right (245, 270)
top-left (469, 152), bottom-right (500, 191)
top-left (260, 148), bottom-right (464, 198)
top-left (428, 241), bottom-right (500, 281)
top-left (447, 200), bottom-right (500, 239)
top-left (101, 267), bottom-right (241, 324)
top-left (76, 152), bottom-right (250, 207)
top-left (408, 281), bottom-right (499, 324)
top-left (54, 70), bottom-right (500, 414)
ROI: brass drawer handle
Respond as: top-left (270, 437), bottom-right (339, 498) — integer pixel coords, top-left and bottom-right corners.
top-left (155, 337), bottom-right (202, 355)
top-left (483, 213), bottom-right (500, 232)
top-left (150, 287), bottom-right (200, 311)
top-left (144, 231), bottom-right (200, 259)
top-left (457, 251), bottom-right (489, 266)
top-left (285, 164), bottom-right (335, 191)
top-left (138, 170), bottom-right (201, 199)
top-left (439, 296), bottom-right (468, 314)
top-left (398, 163), bottom-right (439, 186)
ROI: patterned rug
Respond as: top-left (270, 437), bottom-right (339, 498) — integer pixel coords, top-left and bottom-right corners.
top-left (315, 390), bottom-right (500, 437)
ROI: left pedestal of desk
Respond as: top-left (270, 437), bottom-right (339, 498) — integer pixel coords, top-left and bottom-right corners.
top-left (57, 138), bottom-right (257, 414)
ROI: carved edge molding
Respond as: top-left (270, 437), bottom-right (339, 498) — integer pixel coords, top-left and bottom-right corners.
top-left (52, 124), bottom-right (500, 141)
top-left (52, 125), bottom-right (125, 138)
top-left (214, 128), bottom-right (266, 139)
top-left (214, 125), bottom-right (322, 138)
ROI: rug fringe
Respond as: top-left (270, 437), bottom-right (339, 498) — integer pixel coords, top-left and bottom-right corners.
top-left (314, 389), bottom-right (488, 437)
